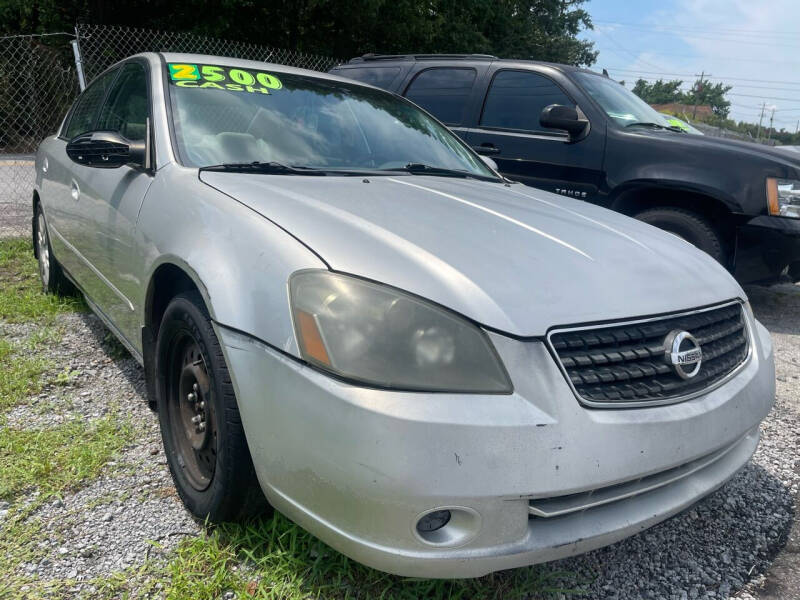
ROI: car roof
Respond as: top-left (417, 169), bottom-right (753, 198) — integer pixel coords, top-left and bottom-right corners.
top-left (338, 53), bottom-right (587, 74)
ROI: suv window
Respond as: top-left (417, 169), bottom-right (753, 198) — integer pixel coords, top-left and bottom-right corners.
top-left (97, 62), bottom-right (150, 141)
top-left (404, 67), bottom-right (476, 126)
top-left (63, 68), bottom-right (118, 139)
top-left (335, 66), bottom-right (400, 90)
top-left (480, 70), bottom-right (572, 133)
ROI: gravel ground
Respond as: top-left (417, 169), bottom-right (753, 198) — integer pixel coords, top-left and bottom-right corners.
top-left (2, 284), bottom-right (799, 599)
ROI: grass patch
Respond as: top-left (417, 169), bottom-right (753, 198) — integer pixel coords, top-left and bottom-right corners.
top-left (0, 416), bottom-right (134, 501)
top-left (0, 238), bottom-right (85, 323)
top-left (95, 513), bottom-right (571, 600)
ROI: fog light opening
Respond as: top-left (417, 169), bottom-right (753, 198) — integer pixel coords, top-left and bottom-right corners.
top-left (413, 506), bottom-right (481, 547)
top-left (416, 509), bottom-right (451, 533)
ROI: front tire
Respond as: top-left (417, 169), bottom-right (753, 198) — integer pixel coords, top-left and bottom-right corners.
top-left (156, 291), bottom-right (269, 522)
top-left (634, 207), bottom-right (726, 264)
top-left (34, 205), bottom-right (72, 295)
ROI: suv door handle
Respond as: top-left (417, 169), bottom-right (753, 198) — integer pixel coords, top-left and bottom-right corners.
top-left (473, 144), bottom-right (500, 156)
top-left (70, 180), bottom-right (80, 201)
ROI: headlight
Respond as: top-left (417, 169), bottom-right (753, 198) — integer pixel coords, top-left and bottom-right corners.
top-left (289, 270), bottom-right (512, 393)
top-left (767, 177), bottom-right (800, 218)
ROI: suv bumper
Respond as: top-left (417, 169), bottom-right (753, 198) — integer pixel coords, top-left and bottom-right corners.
top-left (216, 316), bottom-right (775, 579)
top-left (736, 215), bottom-right (800, 282)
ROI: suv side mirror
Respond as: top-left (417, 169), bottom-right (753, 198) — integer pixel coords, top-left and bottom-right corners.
top-left (66, 130), bottom-right (146, 169)
top-left (540, 104), bottom-right (589, 140)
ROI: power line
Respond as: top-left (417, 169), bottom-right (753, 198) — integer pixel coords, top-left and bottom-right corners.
top-left (605, 67), bottom-right (800, 86)
top-left (592, 20), bottom-right (800, 37)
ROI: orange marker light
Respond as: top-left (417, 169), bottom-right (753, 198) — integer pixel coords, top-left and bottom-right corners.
top-left (296, 310), bottom-right (331, 366)
top-left (766, 178), bottom-right (780, 216)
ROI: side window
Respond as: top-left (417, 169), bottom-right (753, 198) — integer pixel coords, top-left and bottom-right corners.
top-left (97, 63), bottom-right (150, 141)
top-left (404, 68), bottom-right (476, 125)
top-left (480, 70), bottom-right (573, 133)
top-left (63, 68), bottom-right (118, 139)
top-left (334, 66), bottom-right (400, 90)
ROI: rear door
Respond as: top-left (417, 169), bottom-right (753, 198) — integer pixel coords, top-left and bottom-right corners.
top-left (399, 64), bottom-right (489, 141)
top-left (41, 68), bottom-right (119, 286)
top-left (465, 67), bottom-right (604, 199)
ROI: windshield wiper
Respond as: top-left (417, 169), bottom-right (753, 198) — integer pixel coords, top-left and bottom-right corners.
top-left (200, 161), bottom-right (327, 176)
top-left (380, 163), bottom-right (501, 182)
top-left (625, 122), bottom-right (685, 133)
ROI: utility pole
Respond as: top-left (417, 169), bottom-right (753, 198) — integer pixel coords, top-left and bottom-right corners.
top-left (692, 71), bottom-right (705, 120)
top-left (795, 120), bottom-right (799, 135)
top-left (767, 107), bottom-right (775, 143)
top-left (756, 102), bottom-right (766, 141)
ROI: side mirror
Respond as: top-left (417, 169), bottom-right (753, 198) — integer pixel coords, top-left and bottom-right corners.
top-left (539, 104), bottom-right (589, 140)
top-left (479, 154), bottom-right (498, 171)
top-left (66, 130), bottom-right (146, 169)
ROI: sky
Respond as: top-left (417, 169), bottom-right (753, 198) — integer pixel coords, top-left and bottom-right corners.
top-left (580, 0), bottom-right (800, 131)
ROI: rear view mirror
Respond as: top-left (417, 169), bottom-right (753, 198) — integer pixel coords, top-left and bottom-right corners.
top-left (66, 131), bottom-right (146, 169)
top-left (540, 105), bottom-right (589, 140)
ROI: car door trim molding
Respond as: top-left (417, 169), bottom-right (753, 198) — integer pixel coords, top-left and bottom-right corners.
top-left (470, 127), bottom-right (569, 142)
top-left (49, 223), bottom-right (135, 312)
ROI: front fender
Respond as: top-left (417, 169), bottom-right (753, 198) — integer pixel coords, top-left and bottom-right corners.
top-left (136, 164), bottom-right (325, 357)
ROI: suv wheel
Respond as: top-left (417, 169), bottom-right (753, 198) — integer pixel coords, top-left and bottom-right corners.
top-left (634, 207), bottom-right (725, 264)
top-left (156, 291), bottom-right (269, 522)
top-left (34, 205), bottom-right (72, 295)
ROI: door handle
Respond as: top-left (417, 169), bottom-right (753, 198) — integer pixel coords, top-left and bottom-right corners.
top-left (473, 144), bottom-right (501, 156)
top-left (70, 180), bottom-right (80, 201)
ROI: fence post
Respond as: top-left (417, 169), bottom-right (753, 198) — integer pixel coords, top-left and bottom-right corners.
top-left (71, 26), bottom-right (86, 90)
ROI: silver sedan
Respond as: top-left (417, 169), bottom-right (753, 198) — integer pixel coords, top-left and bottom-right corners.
top-left (33, 52), bottom-right (775, 578)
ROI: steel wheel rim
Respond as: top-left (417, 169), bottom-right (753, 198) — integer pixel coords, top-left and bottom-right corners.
top-left (166, 331), bottom-right (217, 491)
top-left (37, 213), bottom-right (49, 286)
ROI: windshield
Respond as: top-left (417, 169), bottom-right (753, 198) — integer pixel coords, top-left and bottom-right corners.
top-left (166, 62), bottom-right (496, 177)
top-left (575, 72), bottom-right (672, 128)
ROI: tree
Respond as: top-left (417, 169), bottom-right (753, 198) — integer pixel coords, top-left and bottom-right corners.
top-left (684, 79), bottom-right (732, 119)
top-left (0, 0), bottom-right (597, 66)
top-left (630, 76), bottom-right (733, 119)
top-left (631, 78), bottom-right (684, 104)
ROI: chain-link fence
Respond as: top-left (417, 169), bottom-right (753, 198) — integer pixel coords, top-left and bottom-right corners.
top-left (0, 24), bottom-right (341, 238)
top-left (0, 33), bottom-right (79, 236)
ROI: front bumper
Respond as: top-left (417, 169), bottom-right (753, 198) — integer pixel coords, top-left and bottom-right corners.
top-left (735, 215), bottom-right (800, 282)
top-left (217, 317), bottom-right (775, 579)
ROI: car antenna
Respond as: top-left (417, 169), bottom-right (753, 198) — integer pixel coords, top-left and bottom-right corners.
top-left (602, 68), bottom-right (609, 77)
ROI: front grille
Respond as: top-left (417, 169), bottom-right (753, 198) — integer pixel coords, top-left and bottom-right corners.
top-left (548, 302), bottom-right (750, 406)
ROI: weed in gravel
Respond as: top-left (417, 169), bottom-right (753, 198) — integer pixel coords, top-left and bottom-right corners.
top-left (94, 512), bottom-right (570, 600)
top-left (0, 238), bottom-right (85, 323)
top-left (0, 338), bottom-right (50, 414)
top-left (0, 416), bottom-right (134, 501)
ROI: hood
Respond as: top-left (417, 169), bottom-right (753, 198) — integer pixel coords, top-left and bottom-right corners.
top-left (632, 129), bottom-right (800, 171)
top-left (200, 172), bottom-right (744, 336)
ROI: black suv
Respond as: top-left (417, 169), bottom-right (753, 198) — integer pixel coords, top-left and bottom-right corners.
top-left (330, 54), bottom-right (800, 283)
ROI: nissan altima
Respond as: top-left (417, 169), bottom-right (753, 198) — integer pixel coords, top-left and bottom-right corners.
top-left (33, 53), bottom-right (775, 578)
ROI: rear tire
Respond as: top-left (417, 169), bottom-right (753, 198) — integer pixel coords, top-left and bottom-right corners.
top-left (634, 207), bottom-right (726, 264)
top-left (34, 204), bottom-right (72, 295)
top-left (156, 291), bottom-right (269, 522)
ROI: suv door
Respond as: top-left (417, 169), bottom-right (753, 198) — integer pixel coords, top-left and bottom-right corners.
top-left (42, 67), bottom-right (119, 288)
top-left (400, 64), bottom-right (489, 141)
top-left (77, 60), bottom-right (154, 342)
top-left (465, 68), bottom-right (604, 199)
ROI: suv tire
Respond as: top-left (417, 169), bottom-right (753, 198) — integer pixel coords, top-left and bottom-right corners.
top-left (156, 291), bottom-right (270, 522)
top-left (634, 207), bottom-right (725, 264)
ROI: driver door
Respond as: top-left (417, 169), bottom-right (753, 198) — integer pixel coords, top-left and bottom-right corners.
top-left (77, 60), bottom-right (155, 343)
top-left (466, 67), bottom-right (604, 200)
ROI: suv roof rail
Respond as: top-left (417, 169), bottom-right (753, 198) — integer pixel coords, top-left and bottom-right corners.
top-left (347, 53), bottom-right (497, 63)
